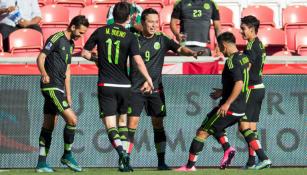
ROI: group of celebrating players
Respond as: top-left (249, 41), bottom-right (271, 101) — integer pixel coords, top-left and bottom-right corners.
top-left (35, 1), bottom-right (271, 173)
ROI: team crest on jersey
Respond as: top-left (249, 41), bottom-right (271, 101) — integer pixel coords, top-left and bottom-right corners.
top-left (187, 3), bottom-right (192, 7)
top-left (204, 3), bottom-right (210, 10)
top-left (62, 100), bottom-right (68, 107)
top-left (127, 107), bottom-right (132, 114)
top-left (62, 46), bottom-right (65, 51)
top-left (154, 42), bottom-right (160, 50)
top-left (45, 42), bottom-right (53, 50)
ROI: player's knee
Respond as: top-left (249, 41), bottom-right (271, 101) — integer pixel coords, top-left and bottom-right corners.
top-left (128, 117), bottom-right (139, 128)
top-left (66, 117), bottom-right (78, 126)
top-left (239, 122), bottom-right (250, 131)
top-left (196, 129), bottom-right (209, 139)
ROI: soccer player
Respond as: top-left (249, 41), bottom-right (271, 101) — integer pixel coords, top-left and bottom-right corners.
top-left (81, 2), bottom-right (153, 172)
top-left (36, 15), bottom-right (89, 173)
top-left (175, 31), bottom-right (252, 171)
top-left (170, 0), bottom-right (221, 56)
top-left (214, 15), bottom-right (272, 170)
top-left (126, 8), bottom-right (202, 171)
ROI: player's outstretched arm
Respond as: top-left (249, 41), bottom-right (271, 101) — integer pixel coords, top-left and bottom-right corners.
top-left (133, 55), bottom-right (154, 90)
top-left (37, 52), bottom-right (50, 84)
top-left (178, 47), bottom-right (203, 59)
top-left (81, 49), bottom-right (98, 63)
top-left (218, 80), bottom-right (243, 117)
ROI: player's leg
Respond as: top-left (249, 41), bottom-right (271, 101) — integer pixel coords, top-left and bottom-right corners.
top-left (99, 87), bottom-right (127, 171)
top-left (46, 90), bottom-right (81, 172)
top-left (36, 91), bottom-right (58, 173)
top-left (213, 131), bottom-right (236, 169)
top-left (247, 88), bottom-right (270, 169)
top-left (126, 92), bottom-right (145, 171)
top-left (176, 107), bottom-right (220, 172)
top-left (118, 114), bottom-right (128, 153)
top-left (147, 92), bottom-right (170, 170)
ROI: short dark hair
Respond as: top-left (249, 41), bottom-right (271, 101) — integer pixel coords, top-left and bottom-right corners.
top-left (113, 2), bottom-right (131, 23)
top-left (69, 15), bottom-right (89, 28)
top-left (241, 15), bottom-right (260, 34)
top-left (141, 8), bottom-right (159, 22)
top-left (217, 32), bottom-right (236, 45)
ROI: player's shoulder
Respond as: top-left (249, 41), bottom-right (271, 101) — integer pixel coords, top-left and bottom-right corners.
top-left (235, 52), bottom-right (249, 66)
top-left (48, 31), bottom-right (65, 44)
top-left (155, 32), bottom-right (172, 40)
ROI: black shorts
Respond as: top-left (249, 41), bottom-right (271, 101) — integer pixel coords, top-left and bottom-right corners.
top-left (98, 86), bottom-right (130, 118)
top-left (42, 89), bottom-right (70, 115)
top-left (242, 88), bottom-right (265, 122)
top-left (200, 107), bottom-right (244, 135)
top-left (128, 90), bottom-right (166, 117)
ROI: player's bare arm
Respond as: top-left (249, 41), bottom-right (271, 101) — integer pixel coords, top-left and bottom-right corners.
top-left (37, 52), bottom-right (50, 84)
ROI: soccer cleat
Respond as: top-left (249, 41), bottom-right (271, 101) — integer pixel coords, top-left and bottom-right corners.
top-left (242, 164), bottom-right (256, 170)
top-left (220, 146), bottom-right (236, 169)
top-left (60, 154), bottom-right (82, 172)
top-left (118, 152), bottom-right (133, 172)
top-left (157, 163), bottom-right (172, 170)
top-left (36, 162), bottom-right (54, 173)
top-left (174, 165), bottom-right (196, 172)
top-left (255, 159), bottom-right (272, 170)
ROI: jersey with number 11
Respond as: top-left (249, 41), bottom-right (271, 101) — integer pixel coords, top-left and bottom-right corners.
top-left (84, 24), bottom-right (140, 85)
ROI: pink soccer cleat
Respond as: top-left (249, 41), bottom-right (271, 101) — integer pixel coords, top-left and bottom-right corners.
top-left (175, 165), bottom-right (197, 172)
top-left (220, 146), bottom-right (236, 169)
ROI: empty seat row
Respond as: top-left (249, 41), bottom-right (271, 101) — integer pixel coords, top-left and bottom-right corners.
top-left (1, 26), bottom-right (307, 56)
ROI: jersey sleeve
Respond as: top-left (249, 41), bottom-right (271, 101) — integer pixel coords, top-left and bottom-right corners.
top-left (41, 35), bottom-right (59, 56)
top-left (211, 1), bottom-right (220, 20)
top-left (230, 59), bottom-right (244, 82)
top-left (245, 46), bottom-right (257, 65)
top-left (164, 35), bottom-right (181, 53)
top-left (84, 29), bottom-right (99, 51)
top-left (171, 1), bottom-right (182, 19)
top-left (129, 34), bottom-right (140, 57)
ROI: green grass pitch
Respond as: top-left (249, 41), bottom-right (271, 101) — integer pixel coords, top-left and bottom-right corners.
top-left (0, 168), bottom-right (306, 175)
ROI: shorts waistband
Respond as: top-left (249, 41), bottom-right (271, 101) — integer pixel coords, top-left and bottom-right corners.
top-left (248, 83), bottom-right (265, 89)
top-left (41, 87), bottom-right (64, 93)
top-left (226, 111), bottom-right (245, 117)
top-left (98, 83), bottom-right (131, 88)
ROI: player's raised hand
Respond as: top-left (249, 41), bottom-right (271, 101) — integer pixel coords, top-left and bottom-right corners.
top-left (210, 88), bottom-right (222, 100)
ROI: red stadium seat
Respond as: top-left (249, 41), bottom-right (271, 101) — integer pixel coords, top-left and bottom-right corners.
top-left (167, 0), bottom-right (177, 5)
top-left (135, 0), bottom-right (164, 12)
top-left (295, 30), bottom-right (307, 56)
top-left (92, 0), bottom-right (118, 7)
top-left (80, 5), bottom-right (108, 40)
top-left (219, 6), bottom-right (234, 27)
top-left (258, 27), bottom-right (285, 55)
top-left (41, 4), bottom-right (70, 42)
top-left (0, 33), bottom-right (3, 53)
top-left (282, 5), bottom-right (307, 51)
top-left (242, 5), bottom-right (275, 27)
top-left (9, 29), bottom-right (43, 56)
top-left (38, 0), bottom-right (52, 7)
top-left (54, 0), bottom-right (88, 20)
top-left (272, 50), bottom-right (293, 56)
